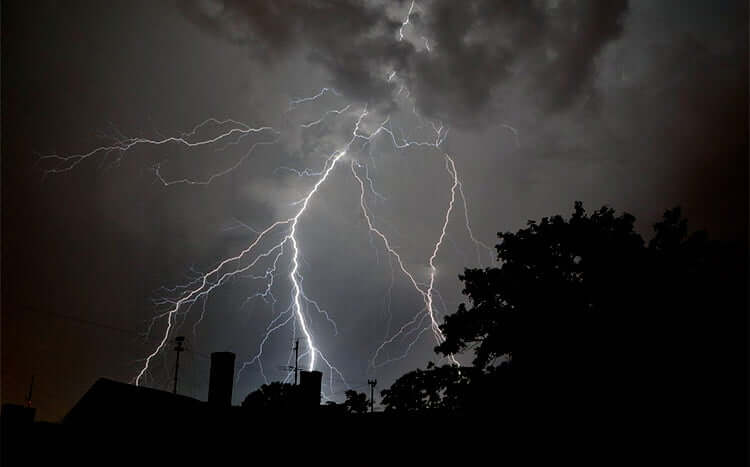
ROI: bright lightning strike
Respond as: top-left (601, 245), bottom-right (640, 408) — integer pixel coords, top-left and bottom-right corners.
top-left (40, 1), bottom-right (507, 398)
top-left (40, 119), bottom-right (277, 177)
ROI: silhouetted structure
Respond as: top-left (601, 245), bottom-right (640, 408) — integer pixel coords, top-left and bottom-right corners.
top-left (293, 339), bottom-right (300, 385)
top-left (63, 378), bottom-right (206, 428)
top-left (207, 351), bottom-right (235, 407)
top-left (299, 370), bottom-right (322, 408)
top-left (367, 379), bottom-right (377, 413)
top-left (2, 205), bottom-right (745, 466)
top-left (172, 336), bottom-right (185, 394)
top-left (15, 375), bottom-right (492, 465)
top-left (1, 403), bottom-right (36, 427)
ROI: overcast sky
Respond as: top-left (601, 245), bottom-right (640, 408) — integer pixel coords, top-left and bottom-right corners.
top-left (2, 0), bottom-right (747, 421)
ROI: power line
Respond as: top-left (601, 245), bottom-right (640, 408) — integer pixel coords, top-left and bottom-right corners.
top-left (16, 305), bottom-right (210, 358)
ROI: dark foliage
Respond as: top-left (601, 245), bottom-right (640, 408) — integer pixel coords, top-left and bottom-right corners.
top-left (436, 201), bottom-right (648, 370)
top-left (435, 203), bottom-right (744, 387)
top-left (344, 390), bottom-right (368, 414)
top-left (380, 362), bottom-right (509, 413)
top-left (380, 202), bottom-right (745, 457)
top-left (241, 381), bottom-right (302, 412)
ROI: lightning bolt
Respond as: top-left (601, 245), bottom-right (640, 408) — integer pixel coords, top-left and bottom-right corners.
top-left (288, 87), bottom-right (341, 110)
top-left (399, 0), bottom-right (416, 41)
top-left (39, 1), bottom-right (506, 399)
top-left (40, 119), bottom-right (277, 178)
top-left (355, 153), bottom-right (462, 369)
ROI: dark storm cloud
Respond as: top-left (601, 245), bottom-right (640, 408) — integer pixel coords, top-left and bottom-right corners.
top-left (178, 0), bottom-right (412, 106)
top-left (178, 0), bottom-right (629, 124)
top-left (407, 0), bottom-right (629, 121)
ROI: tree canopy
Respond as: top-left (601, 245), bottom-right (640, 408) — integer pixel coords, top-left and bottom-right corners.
top-left (343, 390), bottom-right (368, 414)
top-left (381, 202), bottom-right (744, 420)
top-left (433, 202), bottom-right (742, 374)
top-left (241, 381), bottom-right (302, 412)
top-left (380, 362), bottom-right (507, 413)
top-left (435, 201), bottom-right (649, 370)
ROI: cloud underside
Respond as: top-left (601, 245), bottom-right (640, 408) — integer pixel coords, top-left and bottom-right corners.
top-left (179, 0), bottom-right (630, 125)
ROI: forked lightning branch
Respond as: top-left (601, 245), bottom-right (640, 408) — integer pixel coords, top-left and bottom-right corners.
top-left (40, 2), bottom-right (501, 397)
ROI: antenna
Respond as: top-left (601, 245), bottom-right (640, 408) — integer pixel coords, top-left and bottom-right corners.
top-left (26, 375), bottom-right (35, 408)
top-left (367, 379), bottom-right (377, 413)
top-left (173, 336), bottom-right (185, 395)
top-left (277, 339), bottom-right (301, 384)
top-left (294, 339), bottom-right (299, 385)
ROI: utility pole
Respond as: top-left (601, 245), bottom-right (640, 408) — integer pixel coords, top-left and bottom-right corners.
top-left (294, 339), bottom-right (300, 386)
top-left (367, 379), bottom-right (377, 413)
top-left (173, 336), bottom-right (185, 395)
top-left (26, 375), bottom-right (35, 408)
top-left (277, 339), bottom-right (301, 385)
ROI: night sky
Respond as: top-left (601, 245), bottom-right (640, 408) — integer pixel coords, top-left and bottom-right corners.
top-left (2, 0), bottom-right (747, 422)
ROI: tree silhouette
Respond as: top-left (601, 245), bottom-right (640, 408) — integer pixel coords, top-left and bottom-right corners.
top-left (241, 382), bottom-right (302, 412)
top-left (427, 201), bottom-right (744, 423)
top-left (343, 390), bottom-right (368, 414)
top-left (435, 201), bottom-right (646, 372)
top-left (380, 363), bottom-right (491, 412)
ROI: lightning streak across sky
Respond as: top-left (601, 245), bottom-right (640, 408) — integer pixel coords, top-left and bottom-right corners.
top-left (40, 2), bottom-right (506, 397)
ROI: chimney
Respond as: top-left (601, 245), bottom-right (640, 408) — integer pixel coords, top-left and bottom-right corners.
top-left (208, 352), bottom-right (235, 407)
top-left (299, 370), bottom-right (322, 408)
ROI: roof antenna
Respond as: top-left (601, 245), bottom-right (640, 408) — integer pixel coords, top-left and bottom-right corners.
top-left (173, 337), bottom-right (186, 395)
top-left (26, 374), bottom-right (35, 408)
